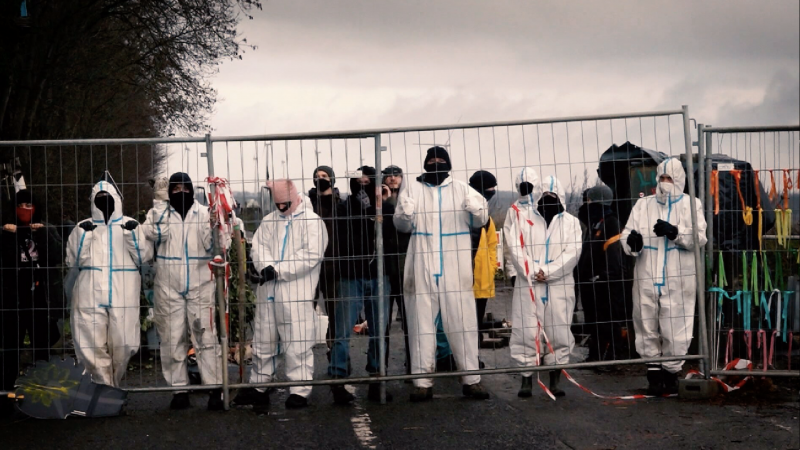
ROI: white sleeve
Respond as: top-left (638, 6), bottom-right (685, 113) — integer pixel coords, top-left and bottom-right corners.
top-left (540, 217), bottom-right (582, 281)
top-left (124, 224), bottom-right (154, 266)
top-left (621, 200), bottom-right (644, 257)
top-left (674, 198), bottom-right (708, 250)
top-left (464, 185), bottom-right (489, 227)
top-left (393, 193), bottom-right (416, 234)
top-left (503, 207), bottom-right (528, 279)
top-left (65, 224), bottom-right (92, 268)
top-left (251, 218), bottom-right (275, 272)
top-left (141, 201), bottom-right (170, 244)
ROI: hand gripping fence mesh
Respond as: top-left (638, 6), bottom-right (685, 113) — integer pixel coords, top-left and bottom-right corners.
top-left (1, 106), bottom-right (714, 410)
top-left (698, 124), bottom-right (800, 381)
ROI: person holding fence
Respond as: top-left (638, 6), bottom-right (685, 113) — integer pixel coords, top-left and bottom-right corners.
top-left (393, 146), bottom-right (490, 401)
top-left (141, 173), bottom-right (228, 410)
top-left (235, 179), bottom-right (327, 411)
top-left (328, 166), bottom-right (396, 404)
top-left (621, 158), bottom-right (707, 395)
top-left (2, 189), bottom-right (62, 404)
top-left (66, 176), bottom-right (153, 388)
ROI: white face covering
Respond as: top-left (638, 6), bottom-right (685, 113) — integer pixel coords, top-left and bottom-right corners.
top-left (656, 181), bottom-right (679, 202)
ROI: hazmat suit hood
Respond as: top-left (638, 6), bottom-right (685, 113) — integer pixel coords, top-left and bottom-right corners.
top-left (90, 179), bottom-right (124, 224)
top-left (514, 167), bottom-right (542, 206)
top-left (539, 175), bottom-right (566, 225)
top-left (267, 179), bottom-right (302, 216)
top-left (655, 158), bottom-right (686, 204)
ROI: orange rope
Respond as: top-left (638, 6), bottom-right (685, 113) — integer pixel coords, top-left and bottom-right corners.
top-left (753, 170), bottom-right (762, 210)
top-left (730, 169), bottom-right (753, 225)
top-left (768, 170), bottom-right (778, 203)
top-left (710, 169), bottom-right (720, 215)
top-left (784, 169), bottom-right (794, 210)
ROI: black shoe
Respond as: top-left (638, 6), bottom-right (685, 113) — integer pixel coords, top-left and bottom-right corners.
top-left (331, 385), bottom-right (355, 405)
top-left (549, 371), bottom-right (565, 398)
top-left (409, 387), bottom-right (433, 402)
top-left (285, 394), bottom-right (308, 409)
top-left (646, 367), bottom-right (664, 396)
top-left (207, 389), bottom-right (224, 411)
top-left (233, 387), bottom-right (270, 407)
top-left (462, 382), bottom-right (490, 400)
top-left (661, 370), bottom-right (679, 395)
top-left (368, 383), bottom-right (393, 402)
top-left (170, 392), bottom-right (191, 410)
top-left (518, 376), bottom-right (533, 398)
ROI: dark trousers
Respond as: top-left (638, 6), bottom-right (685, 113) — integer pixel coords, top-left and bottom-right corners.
top-left (2, 299), bottom-right (59, 391)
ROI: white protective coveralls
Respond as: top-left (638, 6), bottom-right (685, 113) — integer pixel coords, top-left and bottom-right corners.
top-left (141, 199), bottom-right (230, 387)
top-left (503, 168), bottom-right (546, 375)
top-left (394, 176), bottom-right (488, 388)
top-left (621, 158), bottom-right (707, 373)
top-left (67, 181), bottom-right (153, 387)
top-left (250, 199), bottom-right (327, 398)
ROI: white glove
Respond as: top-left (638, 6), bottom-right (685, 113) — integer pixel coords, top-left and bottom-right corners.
top-left (146, 307), bottom-right (155, 321)
top-left (153, 177), bottom-right (169, 201)
top-left (463, 196), bottom-right (484, 214)
top-left (397, 196), bottom-right (416, 216)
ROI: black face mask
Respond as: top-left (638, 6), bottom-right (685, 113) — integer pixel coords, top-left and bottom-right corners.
top-left (169, 191), bottom-right (195, 219)
top-left (519, 182), bottom-right (534, 197)
top-left (481, 190), bottom-right (496, 201)
top-left (422, 162), bottom-right (450, 185)
top-left (315, 178), bottom-right (332, 193)
top-left (538, 194), bottom-right (563, 226)
top-left (94, 194), bottom-right (115, 223)
top-left (277, 202), bottom-right (292, 213)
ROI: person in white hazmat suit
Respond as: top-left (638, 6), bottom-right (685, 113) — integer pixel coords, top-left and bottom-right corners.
top-left (393, 146), bottom-right (491, 402)
top-left (621, 158), bottom-right (707, 395)
top-left (505, 171), bottom-right (582, 397)
top-left (141, 172), bottom-right (229, 410)
top-left (67, 175), bottom-right (154, 387)
top-left (233, 179), bottom-right (327, 411)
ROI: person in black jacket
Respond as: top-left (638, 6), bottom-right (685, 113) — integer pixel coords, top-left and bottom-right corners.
top-left (576, 185), bottom-right (634, 362)
top-left (1, 190), bottom-right (61, 398)
top-left (327, 166), bottom-right (396, 404)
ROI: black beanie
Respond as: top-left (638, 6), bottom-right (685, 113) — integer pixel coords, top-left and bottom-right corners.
top-left (15, 189), bottom-right (32, 205)
top-left (314, 165), bottom-right (335, 186)
top-left (424, 146), bottom-right (452, 171)
top-left (169, 172), bottom-right (194, 193)
top-left (469, 170), bottom-right (497, 192)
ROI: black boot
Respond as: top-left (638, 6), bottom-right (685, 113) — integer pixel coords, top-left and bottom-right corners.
top-left (233, 388), bottom-right (270, 411)
top-left (661, 369), bottom-right (678, 395)
top-left (285, 394), bottom-right (308, 409)
top-left (207, 389), bottom-right (224, 411)
top-left (170, 392), bottom-right (191, 410)
top-left (409, 387), bottom-right (433, 402)
top-left (518, 376), bottom-right (533, 398)
top-left (462, 382), bottom-right (490, 400)
top-left (549, 371), bottom-right (565, 397)
top-left (331, 385), bottom-right (355, 405)
top-left (646, 367), bottom-right (663, 396)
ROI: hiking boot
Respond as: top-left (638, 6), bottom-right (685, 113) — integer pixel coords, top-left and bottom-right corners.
top-left (285, 394), bottom-right (308, 409)
top-left (331, 385), bottom-right (355, 405)
top-left (207, 389), bottom-right (224, 411)
top-left (549, 370), bottom-right (565, 398)
top-left (661, 370), bottom-right (679, 395)
top-left (368, 383), bottom-right (393, 403)
top-left (462, 382), bottom-right (490, 400)
top-left (233, 387), bottom-right (270, 408)
top-left (169, 392), bottom-right (191, 410)
top-left (646, 367), bottom-right (664, 396)
top-left (409, 387), bottom-right (433, 402)
top-left (518, 376), bottom-right (533, 398)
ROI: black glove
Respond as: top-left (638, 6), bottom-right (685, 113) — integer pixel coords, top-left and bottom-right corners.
top-left (122, 220), bottom-right (139, 231)
top-left (510, 276), bottom-right (516, 287)
top-left (259, 266), bottom-right (276, 285)
top-left (627, 230), bottom-right (644, 252)
top-left (653, 219), bottom-right (678, 240)
top-left (79, 222), bottom-right (97, 232)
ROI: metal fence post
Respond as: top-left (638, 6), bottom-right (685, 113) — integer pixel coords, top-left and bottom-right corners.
top-left (205, 133), bottom-right (231, 410)
top-left (374, 133), bottom-right (387, 404)
top-left (681, 106), bottom-right (710, 378)
top-left (704, 126), bottom-right (715, 372)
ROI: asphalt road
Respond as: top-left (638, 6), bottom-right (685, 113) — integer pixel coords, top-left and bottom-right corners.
top-left (2, 289), bottom-right (798, 449)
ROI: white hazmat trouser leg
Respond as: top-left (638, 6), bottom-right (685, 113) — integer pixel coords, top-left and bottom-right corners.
top-left (510, 285), bottom-right (541, 377)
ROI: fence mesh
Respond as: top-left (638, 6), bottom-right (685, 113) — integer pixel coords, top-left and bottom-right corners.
top-left (1, 107), bottom-right (716, 407)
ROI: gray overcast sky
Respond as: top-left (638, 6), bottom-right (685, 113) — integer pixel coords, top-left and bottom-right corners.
top-left (209, 0), bottom-right (799, 136)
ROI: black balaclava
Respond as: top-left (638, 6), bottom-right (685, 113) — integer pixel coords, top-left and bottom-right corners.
top-left (168, 172), bottom-right (195, 220)
top-left (519, 182), bottom-right (534, 197)
top-left (421, 146), bottom-right (452, 186)
top-left (94, 191), bottom-right (115, 224)
top-left (538, 193), bottom-right (564, 226)
top-left (469, 170), bottom-right (497, 201)
top-left (350, 166), bottom-right (377, 211)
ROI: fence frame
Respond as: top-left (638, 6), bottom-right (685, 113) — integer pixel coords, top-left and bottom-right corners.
top-left (699, 124), bottom-right (800, 379)
top-left (1, 105), bottom-right (715, 406)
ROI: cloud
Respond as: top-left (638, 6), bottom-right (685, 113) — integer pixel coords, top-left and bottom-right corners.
top-left (717, 70), bottom-right (800, 126)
